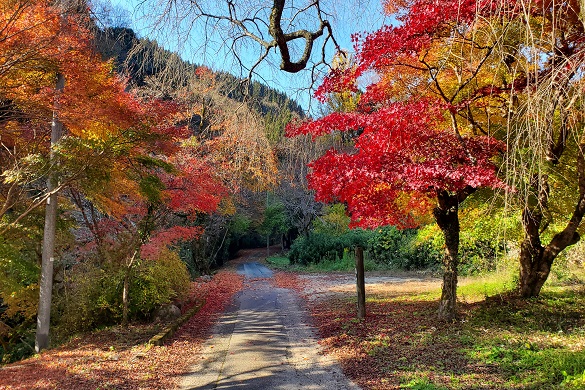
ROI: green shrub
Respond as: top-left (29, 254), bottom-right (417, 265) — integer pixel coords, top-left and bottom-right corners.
top-left (0, 235), bottom-right (44, 363)
top-left (367, 226), bottom-right (441, 270)
top-left (458, 237), bottom-right (506, 275)
top-left (288, 233), bottom-right (341, 265)
top-left (417, 223), bottom-right (508, 275)
top-left (56, 263), bottom-right (121, 334)
top-left (0, 327), bottom-right (35, 364)
top-left (289, 221), bottom-right (508, 273)
top-left (288, 229), bottom-right (372, 265)
top-left (55, 248), bottom-right (191, 336)
top-left (130, 248), bottom-right (191, 316)
top-left (312, 204), bottom-right (351, 236)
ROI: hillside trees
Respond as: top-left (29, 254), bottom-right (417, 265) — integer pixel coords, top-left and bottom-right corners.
top-left (102, 38), bottom-right (284, 269)
top-left (0, 0), bottom-right (241, 352)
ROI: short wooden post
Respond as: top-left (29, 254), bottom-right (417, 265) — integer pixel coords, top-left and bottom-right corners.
top-left (355, 246), bottom-right (366, 319)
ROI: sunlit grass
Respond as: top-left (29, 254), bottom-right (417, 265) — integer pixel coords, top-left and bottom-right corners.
top-left (458, 271), bottom-right (516, 303)
top-left (266, 251), bottom-right (380, 272)
top-left (305, 260), bottom-right (585, 389)
top-left (265, 255), bottom-right (290, 269)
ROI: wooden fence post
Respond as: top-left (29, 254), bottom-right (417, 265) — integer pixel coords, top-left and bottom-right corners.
top-left (356, 246), bottom-right (366, 319)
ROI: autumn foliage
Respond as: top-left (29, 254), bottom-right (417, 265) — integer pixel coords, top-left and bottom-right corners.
top-left (288, 100), bottom-right (504, 229)
top-left (287, 0), bottom-right (518, 320)
top-left (0, 0), bottom-right (242, 360)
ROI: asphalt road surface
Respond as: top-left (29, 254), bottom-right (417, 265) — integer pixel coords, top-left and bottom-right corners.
top-left (235, 261), bottom-right (274, 278)
top-left (180, 255), bottom-right (360, 390)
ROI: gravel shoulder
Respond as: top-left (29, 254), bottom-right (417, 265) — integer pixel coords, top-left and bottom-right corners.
top-left (296, 273), bottom-right (441, 303)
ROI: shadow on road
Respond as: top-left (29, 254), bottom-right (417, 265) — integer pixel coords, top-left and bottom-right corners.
top-left (180, 248), bottom-right (359, 390)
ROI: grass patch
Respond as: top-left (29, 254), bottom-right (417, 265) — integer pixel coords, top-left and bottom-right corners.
top-left (399, 376), bottom-right (449, 389)
top-left (308, 272), bottom-right (585, 390)
top-left (461, 285), bottom-right (585, 389)
top-left (267, 251), bottom-right (381, 272)
top-left (457, 271), bottom-right (516, 303)
top-left (265, 255), bottom-right (290, 269)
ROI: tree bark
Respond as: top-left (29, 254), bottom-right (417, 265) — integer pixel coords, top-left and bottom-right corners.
top-left (35, 72), bottom-right (65, 353)
top-left (519, 212), bottom-right (582, 297)
top-left (122, 269), bottom-right (130, 326)
top-left (519, 179), bottom-right (547, 297)
top-left (519, 145), bottom-right (585, 297)
top-left (122, 250), bottom-right (138, 326)
top-left (433, 190), bottom-right (468, 321)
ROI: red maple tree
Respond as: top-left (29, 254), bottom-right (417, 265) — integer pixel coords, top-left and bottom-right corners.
top-left (288, 99), bottom-right (504, 320)
top-left (287, 0), bottom-right (512, 320)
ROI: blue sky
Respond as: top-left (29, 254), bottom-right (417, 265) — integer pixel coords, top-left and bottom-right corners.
top-left (97, 0), bottom-right (389, 112)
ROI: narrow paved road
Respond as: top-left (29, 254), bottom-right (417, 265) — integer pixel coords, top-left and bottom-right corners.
top-left (180, 251), bottom-right (360, 390)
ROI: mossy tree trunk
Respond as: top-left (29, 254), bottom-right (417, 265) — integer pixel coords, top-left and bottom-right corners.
top-left (519, 148), bottom-right (585, 297)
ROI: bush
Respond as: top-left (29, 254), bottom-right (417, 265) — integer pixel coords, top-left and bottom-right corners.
top-left (288, 233), bottom-right (341, 265)
top-left (288, 229), bottom-right (372, 265)
top-left (55, 248), bottom-right (191, 336)
top-left (289, 222), bottom-right (507, 273)
top-left (55, 263), bottom-right (117, 335)
top-left (0, 235), bottom-right (43, 363)
top-left (417, 223), bottom-right (508, 275)
top-left (0, 327), bottom-right (35, 364)
top-left (312, 204), bottom-right (351, 236)
top-left (131, 248), bottom-right (191, 315)
top-left (367, 226), bottom-right (441, 270)
top-left (458, 237), bottom-right (506, 275)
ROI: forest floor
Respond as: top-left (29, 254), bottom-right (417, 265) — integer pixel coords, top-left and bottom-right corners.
top-left (274, 269), bottom-right (585, 389)
top-left (1, 249), bottom-right (583, 390)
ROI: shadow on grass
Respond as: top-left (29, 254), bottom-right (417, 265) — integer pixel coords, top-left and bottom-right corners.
top-left (311, 287), bottom-right (585, 389)
top-left (472, 287), bottom-right (585, 332)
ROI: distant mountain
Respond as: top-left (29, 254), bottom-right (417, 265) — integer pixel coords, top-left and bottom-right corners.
top-left (94, 27), bottom-right (305, 118)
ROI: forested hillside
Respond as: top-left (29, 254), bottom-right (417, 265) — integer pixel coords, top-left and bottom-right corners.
top-left (0, 2), bottom-right (309, 363)
top-left (94, 27), bottom-right (305, 118)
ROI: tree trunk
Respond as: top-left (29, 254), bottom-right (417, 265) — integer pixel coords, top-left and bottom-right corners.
top-left (519, 191), bottom-right (547, 297)
top-left (519, 242), bottom-right (552, 298)
top-left (519, 165), bottom-right (585, 297)
top-left (122, 250), bottom-right (138, 326)
top-left (519, 213), bottom-right (583, 297)
top-left (434, 191), bottom-right (462, 322)
top-left (122, 269), bottom-right (130, 326)
top-left (518, 136), bottom-right (585, 297)
top-left (35, 72), bottom-right (65, 353)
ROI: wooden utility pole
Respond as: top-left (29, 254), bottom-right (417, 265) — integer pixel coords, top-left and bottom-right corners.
top-left (355, 246), bottom-right (366, 319)
top-left (35, 72), bottom-right (65, 353)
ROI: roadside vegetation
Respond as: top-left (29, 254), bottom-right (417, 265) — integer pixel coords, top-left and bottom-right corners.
top-left (0, 271), bottom-right (243, 389)
top-left (273, 254), bottom-right (584, 389)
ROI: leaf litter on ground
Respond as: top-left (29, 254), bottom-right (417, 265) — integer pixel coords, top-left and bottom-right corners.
top-left (0, 271), bottom-right (243, 390)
